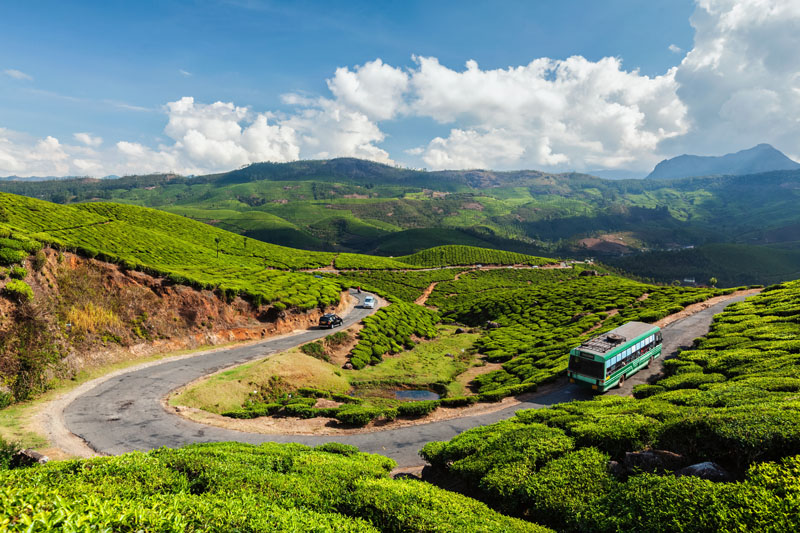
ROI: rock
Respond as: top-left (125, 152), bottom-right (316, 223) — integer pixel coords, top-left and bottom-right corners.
top-left (485, 321), bottom-right (501, 329)
top-left (343, 362), bottom-right (354, 370)
top-left (607, 460), bottom-right (626, 478)
top-left (454, 327), bottom-right (466, 334)
top-left (580, 269), bottom-right (600, 277)
top-left (675, 462), bottom-right (733, 482)
top-left (10, 449), bottom-right (50, 468)
top-left (445, 353), bottom-right (454, 358)
top-left (623, 449), bottom-right (687, 473)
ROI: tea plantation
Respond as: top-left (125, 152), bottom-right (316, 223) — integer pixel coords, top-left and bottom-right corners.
top-left (0, 442), bottom-right (548, 532)
top-left (427, 267), bottom-right (728, 395)
top-left (422, 280), bottom-right (800, 532)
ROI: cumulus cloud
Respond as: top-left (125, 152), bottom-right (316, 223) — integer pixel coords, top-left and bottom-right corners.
top-left (327, 59), bottom-right (409, 121)
top-left (671, 0), bottom-right (800, 157)
top-left (3, 69), bottom-right (33, 81)
top-left (668, 44), bottom-right (684, 54)
top-left (74, 132), bottom-right (103, 147)
top-left (408, 56), bottom-right (687, 170)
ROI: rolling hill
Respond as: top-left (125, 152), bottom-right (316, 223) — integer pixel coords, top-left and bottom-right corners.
top-left (2, 159), bottom-right (800, 285)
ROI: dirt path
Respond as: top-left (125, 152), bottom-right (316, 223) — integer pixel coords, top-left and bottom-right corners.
top-left (415, 282), bottom-right (439, 305)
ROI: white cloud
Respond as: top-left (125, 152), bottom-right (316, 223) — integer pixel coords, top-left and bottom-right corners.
top-left (73, 132), bottom-right (103, 147)
top-left (408, 56), bottom-right (687, 170)
top-left (3, 69), bottom-right (33, 81)
top-left (179, 69), bottom-right (192, 77)
top-left (668, 44), bottom-right (684, 54)
top-left (327, 59), bottom-right (409, 121)
top-left (670, 0), bottom-right (800, 156)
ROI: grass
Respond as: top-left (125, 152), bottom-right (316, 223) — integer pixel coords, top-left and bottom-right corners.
top-left (175, 326), bottom-right (480, 415)
top-left (350, 326), bottom-right (479, 390)
top-left (171, 348), bottom-right (351, 414)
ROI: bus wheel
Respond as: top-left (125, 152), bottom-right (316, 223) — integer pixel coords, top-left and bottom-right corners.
top-left (647, 356), bottom-right (654, 368)
top-left (618, 374), bottom-right (626, 388)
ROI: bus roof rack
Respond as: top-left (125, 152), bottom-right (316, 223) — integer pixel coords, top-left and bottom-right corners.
top-left (580, 334), bottom-right (626, 354)
top-left (577, 321), bottom-right (657, 356)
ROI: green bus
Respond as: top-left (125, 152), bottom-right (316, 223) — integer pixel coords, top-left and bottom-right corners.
top-left (568, 321), bottom-right (662, 392)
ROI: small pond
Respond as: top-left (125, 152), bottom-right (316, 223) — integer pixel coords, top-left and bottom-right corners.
top-left (394, 389), bottom-right (440, 401)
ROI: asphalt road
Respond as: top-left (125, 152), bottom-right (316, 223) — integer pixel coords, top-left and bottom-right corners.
top-left (63, 291), bottom-right (753, 468)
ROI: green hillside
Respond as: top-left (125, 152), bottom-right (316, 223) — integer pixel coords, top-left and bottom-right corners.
top-left (0, 192), bottom-right (341, 310)
top-left (4, 160), bottom-right (800, 278)
top-left (609, 243), bottom-right (800, 287)
top-left (423, 280), bottom-right (800, 531)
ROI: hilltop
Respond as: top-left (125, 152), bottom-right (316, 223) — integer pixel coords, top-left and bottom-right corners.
top-left (646, 143), bottom-right (800, 180)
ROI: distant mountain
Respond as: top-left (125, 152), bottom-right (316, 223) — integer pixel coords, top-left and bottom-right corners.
top-left (646, 144), bottom-right (800, 180)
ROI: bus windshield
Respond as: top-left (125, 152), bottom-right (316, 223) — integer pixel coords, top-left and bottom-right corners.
top-left (568, 356), bottom-right (604, 379)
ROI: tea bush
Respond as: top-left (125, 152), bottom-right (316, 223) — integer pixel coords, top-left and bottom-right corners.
top-left (422, 281), bottom-right (800, 531)
top-left (349, 301), bottom-right (439, 369)
top-left (0, 442), bottom-right (547, 531)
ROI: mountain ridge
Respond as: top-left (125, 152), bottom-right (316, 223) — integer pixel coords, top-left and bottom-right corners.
top-left (646, 143), bottom-right (800, 180)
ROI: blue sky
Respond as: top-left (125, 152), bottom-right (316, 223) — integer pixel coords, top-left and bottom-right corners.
top-left (1, 0), bottom-right (797, 176)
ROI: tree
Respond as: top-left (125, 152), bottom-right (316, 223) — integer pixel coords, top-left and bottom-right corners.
top-left (214, 237), bottom-right (221, 259)
top-left (709, 276), bottom-right (718, 288)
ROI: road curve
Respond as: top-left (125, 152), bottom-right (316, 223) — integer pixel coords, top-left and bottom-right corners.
top-left (64, 292), bottom-right (754, 468)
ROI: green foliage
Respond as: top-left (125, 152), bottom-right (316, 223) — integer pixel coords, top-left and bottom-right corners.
top-left (9, 266), bottom-right (27, 279)
top-left (1, 442), bottom-right (541, 532)
top-left (399, 245), bottom-right (553, 267)
top-left (2, 279), bottom-right (33, 302)
top-left (0, 436), bottom-right (20, 470)
top-left (338, 268), bottom-right (460, 302)
top-left (0, 247), bottom-right (27, 265)
top-left (396, 400), bottom-right (440, 417)
top-left (425, 281), bottom-right (800, 530)
top-left (349, 301), bottom-right (439, 369)
top-left (335, 406), bottom-right (387, 427)
top-left (300, 340), bottom-right (326, 359)
top-left (32, 250), bottom-right (46, 271)
top-left (0, 192), bottom-right (343, 311)
top-left (349, 477), bottom-right (551, 533)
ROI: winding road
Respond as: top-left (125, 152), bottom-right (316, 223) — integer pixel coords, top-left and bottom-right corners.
top-left (62, 290), bottom-right (754, 468)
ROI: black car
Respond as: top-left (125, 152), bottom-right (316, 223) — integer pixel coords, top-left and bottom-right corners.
top-left (319, 313), bottom-right (343, 329)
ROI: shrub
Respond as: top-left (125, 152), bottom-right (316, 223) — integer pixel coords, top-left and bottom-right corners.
top-left (347, 478), bottom-right (548, 533)
top-left (32, 250), bottom-right (47, 271)
top-left (9, 266), bottom-right (27, 279)
top-left (0, 436), bottom-right (20, 469)
top-left (2, 279), bottom-right (33, 302)
top-left (0, 247), bottom-right (26, 265)
top-left (397, 400), bottom-right (439, 417)
top-left (632, 384), bottom-right (665, 399)
top-left (315, 442), bottom-right (360, 456)
top-left (335, 406), bottom-right (385, 427)
top-left (440, 396), bottom-right (480, 407)
top-left (300, 341), bottom-right (329, 361)
top-left (297, 387), bottom-right (332, 399)
top-left (331, 393), bottom-right (361, 404)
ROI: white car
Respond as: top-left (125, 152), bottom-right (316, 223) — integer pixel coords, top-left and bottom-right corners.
top-left (363, 296), bottom-right (376, 309)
